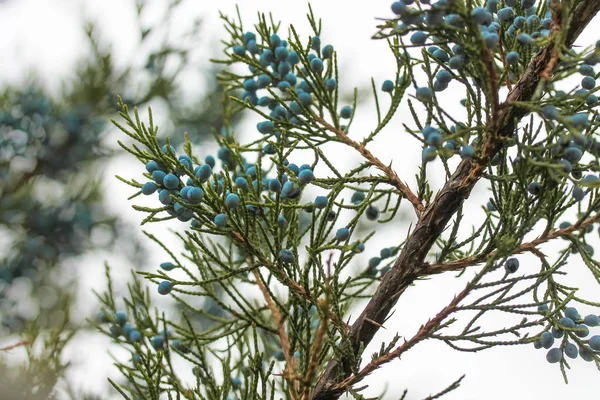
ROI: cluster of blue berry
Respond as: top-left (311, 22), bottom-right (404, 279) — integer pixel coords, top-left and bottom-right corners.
top-left (396, 0), bottom-right (552, 87)
top-left (97, 310), bottom-right (189, 362)
top-left (542, 107), bottom-right (600, 202)
top-left (0, 88), bottom-right (106, 179)
top-left (421, 124), bottom-right (474, 162)
top-left (535, 306), bottom-right (600, 363)
top-left (140, 139), bottom-right (344, 294)
top-left (0, 199), bottom-right (97, 272)
top-left (390, 0), bottom-right (600, 173)
top-left (367, 246), bottom-right (399, 277)
top-left (233, 32), bottom-right (353, 129)
top-left (1, 88), bottom-right (105, 248)
top-left (142, 147), bottom-right (204, 223)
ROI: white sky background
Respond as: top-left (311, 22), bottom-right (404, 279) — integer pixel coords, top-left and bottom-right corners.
top-left (1, 0), bottom-right (600, 399)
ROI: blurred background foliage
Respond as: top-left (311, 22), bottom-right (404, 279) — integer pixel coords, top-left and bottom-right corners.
top-left (0, 0), bottom-right (238, 397)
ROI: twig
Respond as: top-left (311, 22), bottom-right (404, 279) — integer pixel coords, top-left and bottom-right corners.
top-left (312, 113), bottom-right (424, 216)
top-left (422, 375), bottom-right (465, 400)
top-left (252, 267), bottom-right (300, 398)
top-left (0, 340), bottom-right (30, 351)
top-left (332, 276), bottom-right (473, 392)
top-left (498, 34), bottom-right (513, 92)
top-left (541, 0), bottom-right (564, 80)
top-left (480, 33), bottom-right (500, 122)
top-left (304, 254), bottom-right (335, 399)
top-left (303, 299), bottom-right (329, 399)
top-left (425, 213), bottom-right (600, 275)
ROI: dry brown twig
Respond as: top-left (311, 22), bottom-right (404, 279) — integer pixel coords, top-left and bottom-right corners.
top-left (541, 0), bottom-right (564, 80)
top-left (303, 298), bottom-right (329, 400)
top-left (0, 340), bottom-right (30, 352)
top-left (303, 253), bottom-right (334, 398)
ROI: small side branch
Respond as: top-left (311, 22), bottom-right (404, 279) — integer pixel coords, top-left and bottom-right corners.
top-left (252, 268), bottom-right (300, 398)
top-left (422, 375), bottom-right (465, 400)
top-left (425, 213), bottom-right (600, 275)
top-left (0, 340), bottom-right (30, 351)
top-left (312, 113), bottom-right (424, 216)
top-left (330, 279), bottom-right (472, 393)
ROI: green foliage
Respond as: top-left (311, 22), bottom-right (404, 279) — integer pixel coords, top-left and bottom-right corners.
top-left (97, 1), bottom-right (600, 399)
top-left (1, 0), bottom-right (236, 397)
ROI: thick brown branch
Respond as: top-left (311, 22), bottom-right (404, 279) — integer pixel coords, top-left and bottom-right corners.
top-left (311, 3), bottom-right (600, 399)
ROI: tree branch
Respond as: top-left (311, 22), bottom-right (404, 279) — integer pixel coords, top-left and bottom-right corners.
top-left (0, 340), bottom-right (30, 351)
top-left (331, 277), bottom-right (471, 393)
top-left (311, 2), bottom-right (600, 398)
top-left (313, 114), bottom-right (425, 216)
top-left (425, 212), bottom-right (600, 275)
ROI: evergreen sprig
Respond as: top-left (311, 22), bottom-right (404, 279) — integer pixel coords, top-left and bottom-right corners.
top-left (99, 1), bottom-right (600, 399)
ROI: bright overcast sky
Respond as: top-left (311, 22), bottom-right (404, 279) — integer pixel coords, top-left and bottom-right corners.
top-left (1, 1), bottom-right (599, 399)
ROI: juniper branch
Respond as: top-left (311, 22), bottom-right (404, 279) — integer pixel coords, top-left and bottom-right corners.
top-left (311, 2), bottom-right (600, 398)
